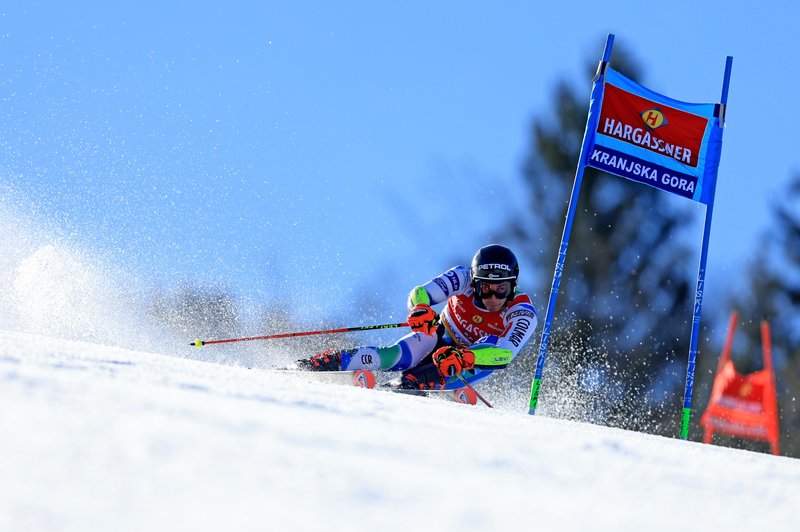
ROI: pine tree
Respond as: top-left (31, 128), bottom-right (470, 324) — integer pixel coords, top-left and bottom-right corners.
top-left (503, 42), bottom-right (699, 432)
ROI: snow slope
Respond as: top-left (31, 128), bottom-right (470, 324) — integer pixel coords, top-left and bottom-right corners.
top-left (1, 329), bottom-right (798, 532)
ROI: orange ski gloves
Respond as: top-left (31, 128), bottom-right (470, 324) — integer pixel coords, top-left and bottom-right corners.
top-left (407, 304), bottom-right (438, 335)
top-left (432, 346), bottom-right (475, 378)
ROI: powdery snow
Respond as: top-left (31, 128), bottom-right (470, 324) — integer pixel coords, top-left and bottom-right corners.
top-left (1, 329), bottom-right (798, 532)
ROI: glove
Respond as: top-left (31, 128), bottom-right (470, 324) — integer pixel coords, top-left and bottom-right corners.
top-left (432, 346), bottom-right (475, 378)
top-left (407, 304), bottom-right (438, 335)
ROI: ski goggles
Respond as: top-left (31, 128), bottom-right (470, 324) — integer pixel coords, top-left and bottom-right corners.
top-left (475, 280), bottom-right (512, 299)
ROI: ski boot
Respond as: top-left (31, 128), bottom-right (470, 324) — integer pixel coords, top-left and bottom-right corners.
top-left (400, 362), bottom-right (445, 390)
top-left (296, 349), bottom-right (342, 371)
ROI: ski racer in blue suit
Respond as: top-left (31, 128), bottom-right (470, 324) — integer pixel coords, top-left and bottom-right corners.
top-left (298, 244), bottom-right (538, 390)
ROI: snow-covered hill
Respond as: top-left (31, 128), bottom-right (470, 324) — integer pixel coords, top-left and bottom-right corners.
top-left (1, 329), bottom-right (797, 532)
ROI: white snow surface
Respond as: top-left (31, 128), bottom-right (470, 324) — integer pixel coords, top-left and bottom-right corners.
top-left (1, 329), bottom-right (798, 532)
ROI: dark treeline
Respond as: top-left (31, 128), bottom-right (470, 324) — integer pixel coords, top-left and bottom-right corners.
top-left (499, 40), bottom-right (799, 456)
top-left (725, 175), bottom-right (800, 455)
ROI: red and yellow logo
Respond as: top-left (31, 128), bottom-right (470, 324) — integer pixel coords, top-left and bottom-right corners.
top-left (641, 108), bottom-right (667, 130)
top-left (472, 315), bottom-right (484, 324)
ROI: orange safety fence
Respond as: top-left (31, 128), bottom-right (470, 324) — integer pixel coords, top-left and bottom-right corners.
top-left (700, 311), bottom-right (780, 455)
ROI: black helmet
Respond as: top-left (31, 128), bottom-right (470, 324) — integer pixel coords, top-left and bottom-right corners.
top-left (471, 244), bottom-right (519, 288)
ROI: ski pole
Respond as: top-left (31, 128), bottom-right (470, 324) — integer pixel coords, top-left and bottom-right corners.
top-left (457, 374), bottom-right (493, 409)
top-left (191, 322), bottom-right (408, 347)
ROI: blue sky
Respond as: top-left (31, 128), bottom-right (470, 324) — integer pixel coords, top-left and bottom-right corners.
top-left (1, 1), bottom-right (797, 326)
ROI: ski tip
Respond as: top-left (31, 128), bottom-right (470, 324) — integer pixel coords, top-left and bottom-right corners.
top-left (453, 387), bottom-right (478, 406)
top-left (352, 370), bottom-right (377, 389)
top-left (192, 339), bottom-right (204, 348)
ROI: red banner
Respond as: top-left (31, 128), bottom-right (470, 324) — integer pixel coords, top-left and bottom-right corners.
top-left (597, 83), bottom-right (708, 168)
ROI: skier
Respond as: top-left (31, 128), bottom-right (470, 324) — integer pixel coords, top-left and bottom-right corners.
top-left (297, 244), bottom-right (538, 390)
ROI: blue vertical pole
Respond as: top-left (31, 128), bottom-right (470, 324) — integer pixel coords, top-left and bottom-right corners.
top-left (679, 56), bottom-right (732, 439)
top-left (528, 34), bottom-right (615, 415)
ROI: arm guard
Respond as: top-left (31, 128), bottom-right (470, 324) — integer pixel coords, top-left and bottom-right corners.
top-left (470, 346), bottom-right (513, 369)
top-left (407, 285), bottom-right (431, 310)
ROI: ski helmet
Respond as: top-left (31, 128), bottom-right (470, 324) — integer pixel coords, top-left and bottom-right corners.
top-left (470, 244), bottom-right (519, 293)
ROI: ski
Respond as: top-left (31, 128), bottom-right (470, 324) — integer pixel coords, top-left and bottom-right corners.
top-left (381, 384), bottom-right (478, 406)
top-left (269, 368), bottom-right (377, 389)
top-left (270, 368), bottom-right (478, 405)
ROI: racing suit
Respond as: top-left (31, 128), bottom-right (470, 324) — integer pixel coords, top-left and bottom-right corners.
top-left (340, 265), bottom-right (537, 389)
